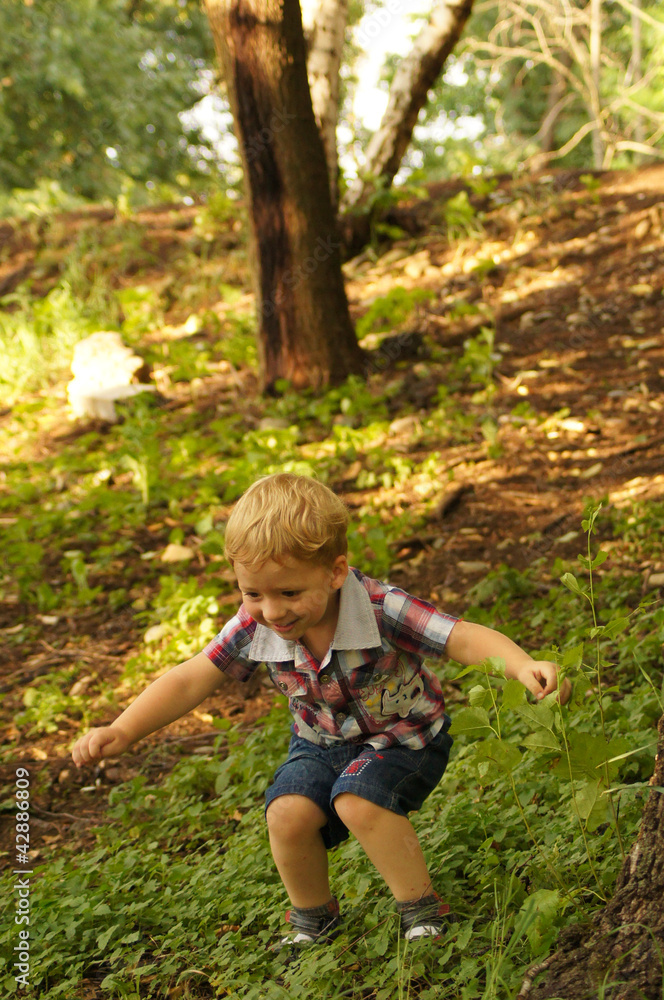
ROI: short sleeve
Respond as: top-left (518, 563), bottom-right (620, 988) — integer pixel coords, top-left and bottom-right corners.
top-left (380, 587), bottom-right (458, 659)
top-left (202, 607), bottom-right (260, 683)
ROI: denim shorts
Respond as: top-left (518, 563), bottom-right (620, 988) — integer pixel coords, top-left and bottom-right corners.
top-left (264, 720), bottom-right (453, 849)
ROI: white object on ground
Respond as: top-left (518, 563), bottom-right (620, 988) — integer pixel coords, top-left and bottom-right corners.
top-left (67, 331), bottom-right (154, 422)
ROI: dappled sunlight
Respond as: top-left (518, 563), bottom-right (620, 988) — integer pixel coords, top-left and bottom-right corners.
top-left (1, 170), bottom-right (664, 1000)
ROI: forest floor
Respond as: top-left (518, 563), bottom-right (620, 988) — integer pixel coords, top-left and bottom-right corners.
top-left (1, 164), bottom-right (663, 996)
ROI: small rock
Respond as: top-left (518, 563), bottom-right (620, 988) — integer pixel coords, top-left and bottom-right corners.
top-left (144, 623), bottom-right (170, 643)
top-left (580, 462), bottom-right (603, 479)
top-left (160, 543), bottom-right (195, 563)
top-left (389, 415), bottom-right (420, 435)
top-left (634, 219), bottom-right (650, 240)
top-left (340, 459), bottom-right (363, 482)
top-left (647, 573), bottom-right (664, 588)
top-left (404, 260), bottom-right (427, 278)
top-left (257, 417), bottom-right (291, 431)
top-left (457, 561), bottom-right (490, 574)
top-left (57, 769), bottom-right (71, 784)
top-left (559, 418), bottom-right (586, 432)
top-left (69, 675), bottom-right (93, 697)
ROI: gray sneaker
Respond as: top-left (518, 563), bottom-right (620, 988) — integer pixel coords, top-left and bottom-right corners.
top-left (398, 893), bottom-right (450, 941)
top-left (278, 897), bottom-right (341, 947)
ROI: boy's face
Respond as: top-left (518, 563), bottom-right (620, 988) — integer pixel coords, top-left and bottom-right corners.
top-left (234, 555), bottom-right (348, 642)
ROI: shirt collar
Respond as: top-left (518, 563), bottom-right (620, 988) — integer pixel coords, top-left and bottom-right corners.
top-left (247, 569), bottom-right (382, 662)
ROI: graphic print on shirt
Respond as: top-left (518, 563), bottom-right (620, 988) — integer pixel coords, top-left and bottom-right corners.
top-left (354, 653), bottom-right (426, 720)
top-left (380, 672), bottom-right (425, 718)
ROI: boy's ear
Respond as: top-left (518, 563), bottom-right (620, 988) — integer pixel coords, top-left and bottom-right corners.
top-left (331, 555), bottom-right (349, 589)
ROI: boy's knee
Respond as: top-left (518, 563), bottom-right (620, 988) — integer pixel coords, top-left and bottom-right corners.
top-left (334, 793), bottom-right (384, 833)
top-left (266, 794), bottom-right (327, 839)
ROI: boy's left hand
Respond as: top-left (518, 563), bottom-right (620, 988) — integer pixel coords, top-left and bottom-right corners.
top-left (515, 661), bottom-right (572, 704)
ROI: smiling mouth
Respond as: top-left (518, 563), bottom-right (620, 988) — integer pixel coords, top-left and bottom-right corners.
top-left (271, 621), bottom-right (298, 632)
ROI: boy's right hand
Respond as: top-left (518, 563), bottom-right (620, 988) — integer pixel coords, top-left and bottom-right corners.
top-left (72, 726), bottom-right (131, 768)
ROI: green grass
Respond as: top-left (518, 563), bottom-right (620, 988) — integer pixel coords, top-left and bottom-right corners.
top-left (1, 504), bottom-right (661, 998)
top-left (1, 198), bottom-right (663, 999)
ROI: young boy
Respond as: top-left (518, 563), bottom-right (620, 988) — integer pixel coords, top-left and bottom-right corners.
top-left (72, 473), bottom-right (569, 946)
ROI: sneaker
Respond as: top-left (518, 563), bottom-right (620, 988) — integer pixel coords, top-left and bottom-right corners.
top-left (398, 893), bottom-right (450, 941)
top-left (278, 897), bottom-right (341, 947)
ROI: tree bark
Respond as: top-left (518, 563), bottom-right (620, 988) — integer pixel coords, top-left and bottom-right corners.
top-left (341, 0), bottom-right (475, 213)
top-left (203, 0), bottom-right (365, 391)
top-left (528, 712), bottom-right (664, 1000)
top-left (300, 0), bottom-right (348, 211)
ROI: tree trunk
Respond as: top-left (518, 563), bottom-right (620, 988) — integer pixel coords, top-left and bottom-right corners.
top-left (203, 0), bottom-right (365, 391)
top-left (300, 0), bottom-right (348, 211)
top-left (341, 0), bottom-right (474, 213)
top-left (528, 712), bottom-right (664, 1000)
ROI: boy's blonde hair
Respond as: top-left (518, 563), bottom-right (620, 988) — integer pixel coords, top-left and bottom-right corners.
top-left (224, 473), bottom-right (349, 567)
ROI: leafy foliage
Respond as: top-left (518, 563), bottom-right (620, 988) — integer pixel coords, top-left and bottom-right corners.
top-left (0, 0), bottom-right (214, 200)
top-left (410, 0), bottom-right (664, 175)
top-left (1, 177), bottom-right (663, 998)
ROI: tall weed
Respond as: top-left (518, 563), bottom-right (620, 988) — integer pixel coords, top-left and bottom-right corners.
top-left (0, 284), bottom-right (97, 402)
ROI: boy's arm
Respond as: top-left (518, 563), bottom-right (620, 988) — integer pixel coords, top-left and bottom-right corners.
top-left (445, 620), bottom-right (571, 702)
top-left (72, 652), bottom-right (223, 767)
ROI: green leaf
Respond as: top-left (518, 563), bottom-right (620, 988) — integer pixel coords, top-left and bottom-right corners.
top-left (521, 731), bottom-right (561, 752)
top-left (120, 931), bottom-right (142, 944)
top-left (451, 663), bottom-right (477, 681)
top-left (472, 738), bottom-right (522, 778)
top-left (561, 572), bottom-right (586, 596)
top-left (570, 676), bottom-right (591, 709)
top-left (373, 932), bottom-right (390, 957)
top-left (603, 616), bottom-right (631, 639)
top-left (96, 925), bottom-right (118, 950)
top-left (469, 684), bottom-right (494, 709)
top-left (520, 889), bottom-right (563, 954)
top-left (581, 504), bottom-right (602, 534)
top-left (575, 780), bottom-right (607, 831)
top-left (592, 549), bottom-right (609, 569)
top-left (554, 734), bottom-right (631, 782)
top-left (516, 703), bottom-right (556, 732)
top-left (589, 617), bottom-right (630, 640)
top-left (484, 655), bottom-right (507, 678)
top-left (562, 643), bottom-right (584, 670)
top-left (449, 706), bottom-right (494, 737)
top-left (501, 678), bottom-right (527, 710)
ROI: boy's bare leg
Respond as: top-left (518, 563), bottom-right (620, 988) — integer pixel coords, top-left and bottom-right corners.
top-left (334, 793), bottom-right (433, 901)
top-left (266, 794), bottom-right (332, 908)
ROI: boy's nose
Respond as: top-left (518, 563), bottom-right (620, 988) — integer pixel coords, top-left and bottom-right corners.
top-left (264, 600), bottom-right (286, 623)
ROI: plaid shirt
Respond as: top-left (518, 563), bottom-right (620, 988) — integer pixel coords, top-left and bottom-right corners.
top-left (203, 568), bottom-right (458, 750)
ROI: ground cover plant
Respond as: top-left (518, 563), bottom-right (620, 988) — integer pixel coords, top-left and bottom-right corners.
top-left (1, 165), bottom-right (664, 998)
